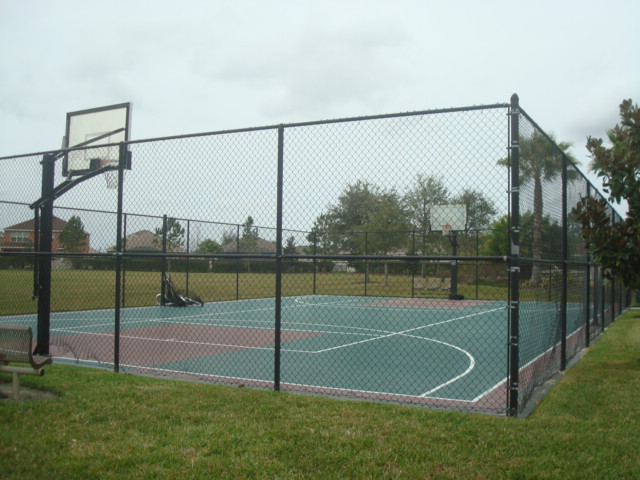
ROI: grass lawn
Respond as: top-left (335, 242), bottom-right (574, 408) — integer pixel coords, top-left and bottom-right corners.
top-left (3, 268), bottom-right (519, 315)
top-left (1, 309), bottom-right (638, 479)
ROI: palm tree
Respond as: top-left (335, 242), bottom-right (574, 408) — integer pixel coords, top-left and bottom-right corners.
top-left (499, 130), bottom-right (576, 286)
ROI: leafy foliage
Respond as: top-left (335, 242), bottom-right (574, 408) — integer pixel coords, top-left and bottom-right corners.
top-left (451, 188), bottom-right (497, 231)
top-left (283, 236), bottom-right (297, 256)
top-left (240, 216), bottom-right (259, 253)
top-left (308, 177), bottom-right (497, 260)
top-left (154, 217), bottom-right (185, 251)
top-left (403, 174), bottom-right (449, 232)
top-left (481, 213), bottom-right (562, 261)
top-left (58, 215), bottom-right (88, 252)
top-left (573, 99), bottom-right (640, 289)
top-left (196, 238), bottom-right (222, 254)
top-left (498, 131), bottom-right (576, 286)
top-left (315, 181), bottom-right (412, 255)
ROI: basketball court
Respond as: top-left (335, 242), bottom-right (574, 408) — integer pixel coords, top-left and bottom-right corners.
top-left (0, 295), bottom-right (588, 413)
top-left (1, 99), bottom-right (613, 416)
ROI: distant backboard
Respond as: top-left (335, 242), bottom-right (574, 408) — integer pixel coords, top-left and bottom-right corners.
top-left (431, 204), bottom-right (467, 232)
top-left (62, 103), bottom-right (132, 177)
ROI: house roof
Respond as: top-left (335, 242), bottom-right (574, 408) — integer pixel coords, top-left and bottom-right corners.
top-left (221, 237), bottom-right (277, 254)
top-left (109, 230), bottom-right (186, 252)
top-left (4, 215), bottom-right (69, 232)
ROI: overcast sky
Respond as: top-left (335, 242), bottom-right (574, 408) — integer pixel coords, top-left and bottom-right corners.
top-left (1, 0), bottom-right (638, 216)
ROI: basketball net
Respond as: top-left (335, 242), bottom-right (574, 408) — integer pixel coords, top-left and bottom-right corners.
top-left (96, 159), bottom-right (122, 190)
top-left (441, 224), bottom-right (452, 236)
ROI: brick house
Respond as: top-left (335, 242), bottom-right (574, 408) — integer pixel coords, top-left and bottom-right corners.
top-left (0, 216), bottom-right (90, 253)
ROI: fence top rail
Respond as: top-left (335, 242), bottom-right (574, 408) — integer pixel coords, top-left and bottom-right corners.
top-left (0, 250), bottom-right (508, 263)
top-left (0, 102), bottom-right (510, 161)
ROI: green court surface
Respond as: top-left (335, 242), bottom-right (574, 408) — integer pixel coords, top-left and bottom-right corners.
top-left (1, 295), bottom-right (588, 412)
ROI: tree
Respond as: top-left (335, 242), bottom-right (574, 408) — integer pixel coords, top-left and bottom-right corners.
top-left (221, 229), bottom-right (237, 246)
top-left (451, 189), bottom-right (497, 231)
top-left (324, 181), bottom-right (410, 252)
top-left (155, 218), bottom-right (185, 251)
top-left (283, 236), bottom-right (298, 272)
top-left (499, 131), bottom-right (576, 286)
top-left (480, 216), bottom-right (509, 256)
top-left (283, 236), bottom-right (297, 256)
top-left (239, 216), bottom-right (259, 273)
top-left (239, 216), bottom-right (259, 253)
top-left (196, 238), bottom-right (222, 254)
top-left (573, 99), bottom-right (640, 289)
top-left (364, 190), bottom-right (412, 285)
top-left (59, 215), bottom-right (88, 252)
top-left (403, 174), bottom-right (450, 232)
top-left (306, 213), bottom-right (338, 272)
top-left (481, 213), bottom-right (562, 261)
top-left (310, 181), bottom-right (411, 281)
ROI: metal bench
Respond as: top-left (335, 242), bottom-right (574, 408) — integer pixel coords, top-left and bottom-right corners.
top-left (0, 325), bottom-right (52, 399)
top-left (413, 277), bottom-right (444, 290)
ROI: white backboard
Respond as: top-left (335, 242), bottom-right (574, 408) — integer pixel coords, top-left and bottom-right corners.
top-left (62, 103), bottom-right (132, 177)
top-left (430, 204), bottom-right (467, 232)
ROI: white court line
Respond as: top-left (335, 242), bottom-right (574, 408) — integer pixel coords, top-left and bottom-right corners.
top-left (410, 336), bottom-right (476, 397)
top-left (314, 306), bottom-right (505, 353)
top-left (52, 328), bottom-right (313, 353)
top-left (51, 298), bottom-right (506, 400)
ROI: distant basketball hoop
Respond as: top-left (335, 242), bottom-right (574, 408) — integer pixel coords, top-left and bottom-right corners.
top-left (441, 224), bottom-right (452, 236)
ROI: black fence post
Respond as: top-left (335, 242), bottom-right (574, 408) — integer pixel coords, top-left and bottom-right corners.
top-left (121, 213), bottom-right (128, 307)
top-left (475, 230), bottom-right (480, 300)
top-left (585, 183), bottom-right (592, 347)
top-left (507, 94), bottom-right (521, 416)
top-left (35, 153), bottom-right (55, 356)
top-left (235, 224), bottom-right (240, 300)
top-left (161, 214), bottom-right (168, 305)
top-left (113, 142), bottom-right (126, 372)
top-left (610, 215), bottom-right (616, 323)
top-left (364, 231), bottom-right (369, 297)
top-left (449, 233), bottom-right (459, 299)
top-left (601, 268), bottom-right (606, 331)
top-left (32, 206), bottom-right (40, 299)
top-left (274, 125), bottom-right (285, 391)
top-left (186, 220), bottom-right (191, 297)
top-left (560, 152), bottom-right (568, 371)
top-left (312, 231), bottom-right (317, 295)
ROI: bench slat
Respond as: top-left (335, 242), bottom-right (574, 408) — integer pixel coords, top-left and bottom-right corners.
top-left (0, 325), bottom-right (52, 369)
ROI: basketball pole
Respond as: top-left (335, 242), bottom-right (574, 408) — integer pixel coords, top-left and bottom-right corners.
top-left (34, 154), bottom-right (55, 356)
top-left (447, 230), bottom-right (460, 300)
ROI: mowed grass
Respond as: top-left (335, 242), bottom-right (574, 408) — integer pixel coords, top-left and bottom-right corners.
top-left (1, 309), bottom-right (638, 479)
top-left (0, 268), bottom-right (509, 315)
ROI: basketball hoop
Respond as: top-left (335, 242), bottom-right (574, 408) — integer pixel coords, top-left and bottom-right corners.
top-left (441, 224), bottom-right (452, 236)
top-left (93, 158), bottom-right (121, 190)
top-left (104, 170), bottom-right (119, 190)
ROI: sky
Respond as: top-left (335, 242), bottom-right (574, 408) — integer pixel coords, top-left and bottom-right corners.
top-left (1, 0), bottom-right (639, 219)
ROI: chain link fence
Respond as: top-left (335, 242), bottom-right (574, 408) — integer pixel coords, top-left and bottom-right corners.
top-left (0, 98), bottom-right (630, 415)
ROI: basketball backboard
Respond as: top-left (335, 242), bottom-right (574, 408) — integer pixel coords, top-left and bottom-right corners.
top-left (62, 103), bottom-right (132, 177)
top-left (430, 204), bottom-right (467, 232)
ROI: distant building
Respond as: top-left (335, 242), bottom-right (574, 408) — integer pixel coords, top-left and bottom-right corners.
top-left (0, 216), bottom-right (90, 253)
top-left (109, 230), bottom-right (185, 252)
top-left (221, 237), bottom-right (278, 254)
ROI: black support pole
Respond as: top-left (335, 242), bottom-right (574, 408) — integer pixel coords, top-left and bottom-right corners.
top-left (585, 183), bottom-right (592, 348)
top-left (449, 233), bottom-right (459, 299)
top-left (161, 215), bottom-right (168, 305)
top-left (560, 152), bottom-right (568, 371)
top-left (113, 143), bottom-right (126, 372)
top-left (32, 207), bottom-right (40, 300)
top-left (35, 154), bottom-right (56, 356)
top-left (274, 126), bottom-right (285, 391)
top-left (507, 94), bottom-right (521, 416)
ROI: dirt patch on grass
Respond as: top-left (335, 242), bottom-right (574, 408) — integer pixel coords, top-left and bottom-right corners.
top-left (0, 382), bottom-right (60, 402)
